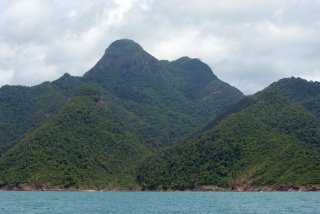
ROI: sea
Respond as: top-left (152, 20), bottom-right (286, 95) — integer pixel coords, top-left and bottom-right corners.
top-left (1, 191), bottom-right (319, 213)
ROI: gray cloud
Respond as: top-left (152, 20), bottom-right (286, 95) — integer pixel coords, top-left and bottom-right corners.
top-left (0, 0), bottom-right (319, 94)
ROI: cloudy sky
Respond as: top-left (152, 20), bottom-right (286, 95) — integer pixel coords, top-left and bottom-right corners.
top-left (0, 0), bottom-right (319, 94)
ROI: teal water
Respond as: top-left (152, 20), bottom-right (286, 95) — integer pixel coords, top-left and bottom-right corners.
top-left (0, 191), bottom-right (319, 213)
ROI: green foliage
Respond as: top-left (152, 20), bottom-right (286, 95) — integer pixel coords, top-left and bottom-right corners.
top-left (0, 87), bottom-right (150, 189)
top-left (51, 73), bottom-right (85, 98)
top-left (201, 95), bottom-right (258, 133)
top-left (262, 77), bottom-right (320, 117)
top-left (162, 57), bottom-right (217, 99)
top-left (138, 93), bottom-right (320, 190)
top-left (246, 93), bottom-right (320, 148)
top-left (0, 82), bottom-right (67, 151)
top-left (72, 85), bottom-right (101, 102)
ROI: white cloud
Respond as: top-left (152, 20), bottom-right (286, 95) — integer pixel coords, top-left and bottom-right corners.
top-left (0, 0), bottom-right (320, 95)
top-left (0, 69), bottom-right (14, 86)
top-left (0, 0), bottom-right (53, 44)
top-left (8, 43), bottom-right (57, 85)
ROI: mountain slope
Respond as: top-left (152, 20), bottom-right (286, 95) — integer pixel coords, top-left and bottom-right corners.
top-left (262, 77), bottom-right (320, 117)
top-left (138, 93), bottom-right (320, 190)
top-left (0, 86), bottom-right (150, 190)
top-left (82, 39), bottom-right (243, 145)
top-left (0, 73), bottom-right (86, 156)
top-left (202, 77), bottom-right (320, 134)
top-left (51, 73), bottom-right (85, 98)
top-left (0, 82), bottom-right (67, 151)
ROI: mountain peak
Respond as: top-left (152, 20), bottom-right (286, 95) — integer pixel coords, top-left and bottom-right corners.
top-left (105, 39), bottom-right (144, 55)
top-left (170, 56), bottom-right (218, 80)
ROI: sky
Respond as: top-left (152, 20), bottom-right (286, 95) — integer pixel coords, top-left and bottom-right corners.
top-left (0, 0), bottom-right (320, 95)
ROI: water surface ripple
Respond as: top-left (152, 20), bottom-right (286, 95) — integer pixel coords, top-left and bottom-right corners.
top-left (1, 191), bottom-right (319, 214)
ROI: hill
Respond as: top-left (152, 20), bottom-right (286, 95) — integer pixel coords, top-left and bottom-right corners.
top-left (202, 77), bottom-right (320, 133)
top-left (0, 86), bottom-right (150, 190)
top-left (138, 93), bottom-right (320, 190)
top-left (262, 77), bottom-right (320, 117)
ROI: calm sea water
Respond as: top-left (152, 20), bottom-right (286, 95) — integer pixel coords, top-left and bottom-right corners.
top-left (1, 191), bottom-right (319, 214)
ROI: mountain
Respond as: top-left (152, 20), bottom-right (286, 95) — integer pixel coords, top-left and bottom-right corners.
top-left (0, 39), bottom-right (243, 151)
top-left (0, 86), bottom-right (150, 190)
top-left (5, 39), bottom-right (319, 191)
top-left (81, 39), bottom-right (243, 145)
top-left (138, 93), bottom-right (320, 190)
top-left (262, 77), bottom-right (320, 117)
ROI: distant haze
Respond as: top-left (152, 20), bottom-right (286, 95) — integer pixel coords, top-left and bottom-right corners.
top-left (0, 0), bottom-right (320, 95)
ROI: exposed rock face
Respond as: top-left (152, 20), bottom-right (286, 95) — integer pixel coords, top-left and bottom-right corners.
top-left (192, 185), bottom-right (320, 192)
top-left (1, 184), bottom-right (320, 191)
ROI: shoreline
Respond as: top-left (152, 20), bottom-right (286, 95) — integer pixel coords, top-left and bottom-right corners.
top-left (1, 184), bottom-right (320, 192)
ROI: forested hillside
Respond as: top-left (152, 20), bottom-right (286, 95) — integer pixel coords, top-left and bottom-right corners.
top-left (0, 86), bottom-right (150, 190)
top-left (0, 82), bottom-right (67, 153)
top-left (262, 77), bottom-right (320, 117)
top-left (138, 93), bottom-right (320, 190)
top-left (202, 77), bottom-right (320, 133)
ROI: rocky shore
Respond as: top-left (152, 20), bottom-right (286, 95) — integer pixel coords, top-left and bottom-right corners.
top-left (192, 184), bottom-right (320, 192)
top-left (0, 184), bottom-right (141, 191)
top-left (1, 184), bottom-right (320, 192)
